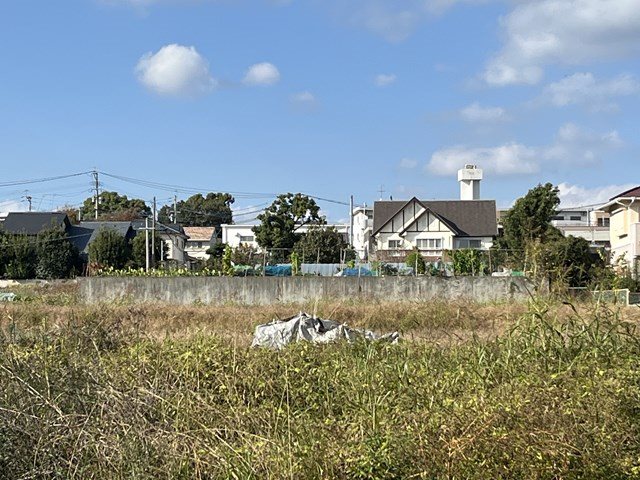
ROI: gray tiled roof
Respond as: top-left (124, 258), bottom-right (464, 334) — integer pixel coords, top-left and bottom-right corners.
top-left (373, 199), bottom-right (497, 237)
top-left (70, 222), bottom-right (136, 253)
top-left (1, 212), bottom-right (69, 235)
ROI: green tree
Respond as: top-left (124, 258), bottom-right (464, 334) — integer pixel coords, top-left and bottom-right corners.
top-left (158, 193), bottom-right (234, 229)
top-left (405, 249), bottom-right (426, 275)
top-left (81, 191), bottom-right (150, 221)
top-left (496, 183), bottom-right (562, 268)
top-left (254, 193), bottom-right (325, 262)
top-left (35, 227), bottom-right (80, 279)
top-left (543, 235), bottom-right (601, 288)
top-left (88, 228), bottom-right (131, 269)
top-left (292, 226), bottom-right (352, 264)
top-left (231, 243), bottom-right (259, 266)
top-left (131, 233), bottom-right (165, 269)
top-left (4, 235), bottom-right (37, 279)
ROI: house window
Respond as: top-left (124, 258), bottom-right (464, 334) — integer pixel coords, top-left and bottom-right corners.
top-left (552, 215), bottom-right (564, 221)
top-left (239, 236), bottom-right (254, 243)
top-left (597, 218), bottom-right (610, 227)
top-left (417, 238), bottom-right (442, 250)
top-left (570, 216), bottom-right (582, 221)
top-left (455, 239), bottom-right (482, 249)
top-left (388, 240), bottom-right (401, 249)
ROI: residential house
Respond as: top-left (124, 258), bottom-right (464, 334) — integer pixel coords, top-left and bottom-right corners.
top-left (551, 208), bottom-right (610, 248)
top-left (220, 223), bottom-right (351, 252)
top-left (370, 165), bottom-right (497, 260)
top-left (131, 220), bottom-right (188, 264)
top-left (2, 212), bottom-right (71, 235)
top-left (600, 186), bottom-right (640, 271)
top-left (183, 226), bottom-right (216, 261)
top-left (371, 197), bottom-right (497, 260)
top-left (69, 221), bottom-right (136, 260)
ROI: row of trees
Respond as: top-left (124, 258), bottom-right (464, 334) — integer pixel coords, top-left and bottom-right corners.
top-left (0, 228), bottom-right (80, 279)
top-left (0, 227), bottom-right (163, 279)
top-left (75, 190), bottom-right (344, 263)
top-left (75, 192), bottom-right (234, 229)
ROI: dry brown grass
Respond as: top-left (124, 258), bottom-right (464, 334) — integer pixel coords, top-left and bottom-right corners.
top-left (3, 281), bottom-right (639, 348)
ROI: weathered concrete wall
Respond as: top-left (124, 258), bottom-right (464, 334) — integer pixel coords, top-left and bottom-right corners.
top-left (79, 276), bottom-right (541, 305)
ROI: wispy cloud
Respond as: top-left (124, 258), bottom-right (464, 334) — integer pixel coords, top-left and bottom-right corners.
top-left (243, 62), bottom-right (281, 86)
top-left (557, 182), bottom-right (638, 208)
top-left (374, 73), bottom-right (397, 87)
top-left (537, 72), bottom-right (640, 111)
top-left (483, 0), bottom-right (640, 86)
top-left (427, 123), bottom-right (622, 176)
top-left (460, 102), bottom-right (509, 122)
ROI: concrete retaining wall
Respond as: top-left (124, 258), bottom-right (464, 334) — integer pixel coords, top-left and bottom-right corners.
top-left (79, 276), bottom-right (540, 305)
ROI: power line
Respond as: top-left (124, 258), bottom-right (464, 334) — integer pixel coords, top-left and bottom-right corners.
top-left (0, 171), bottom-right (93, 188)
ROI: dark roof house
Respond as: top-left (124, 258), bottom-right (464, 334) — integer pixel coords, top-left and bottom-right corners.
top-left (372, 198), bottom-right (497, 238)
top-left (68, 221), bottom-right (136, 255)
top-left (2, 212), bottom-right (71, 235)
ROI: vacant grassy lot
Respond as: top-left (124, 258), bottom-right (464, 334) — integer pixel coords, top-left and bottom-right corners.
top-left (1, 284), bottom-right (639, 478)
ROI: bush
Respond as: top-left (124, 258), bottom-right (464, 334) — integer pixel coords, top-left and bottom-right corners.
top-left (405, 249), bottom-right (426, 274)
top-left (88, 228), bottom-right (130, 269)
top-left (35, 227), bottom-right (80, 279)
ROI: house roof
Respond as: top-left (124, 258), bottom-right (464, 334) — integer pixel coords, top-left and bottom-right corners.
top-left (69, 222), bottom-right (135, 253)
top-left (609, 186), bottom-right (640, 200)
top-left (183, 226), bottom-right (215, 242)
top-left (130, 220), bottom-right (188, 238)
top-left (373, 199), bottom-right (497, 237)
top-left (1, 212), bottom-right (70, 235)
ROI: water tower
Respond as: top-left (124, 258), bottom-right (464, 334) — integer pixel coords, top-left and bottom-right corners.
top-left (458, 164), bottom-right (483, 200)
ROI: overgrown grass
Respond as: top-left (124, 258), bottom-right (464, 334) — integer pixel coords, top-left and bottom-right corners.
top-left (1, 298), bottom-right (640, 478)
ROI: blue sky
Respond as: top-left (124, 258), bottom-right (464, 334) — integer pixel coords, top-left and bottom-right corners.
top-left (1, 0), bottom-right (639, 221)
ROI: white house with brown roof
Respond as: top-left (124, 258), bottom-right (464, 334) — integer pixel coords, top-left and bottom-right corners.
top-left (600, 186), bottom-right (640, 271)
top-left (370, 197), bottom-right (497, 260)
top-left (183, 226), bottom-right (216, 261)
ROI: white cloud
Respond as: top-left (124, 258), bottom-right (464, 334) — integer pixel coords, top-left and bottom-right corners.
top-left (427, 123), bottom-right (622, 176)
top-left (374, 73), bottom-right (397, 87)
top-left (333, 0), bottom-right (490, 42)
top-left (243, 62), bottom-right (281, 86)
top-left (460, 102), bottom-right (508, 122)
top-left (538, 72), bottom-right (640, 111)
top-left (427, 143), bottom-right (539, 176)
top-left (399, 158), bottom-right (418, 169)
top-left (483, 0), bottom-right (640, 86)
top-left (135, 44), bottom-right (216, 97)
top-left (557, 183), bottom-right (637, 208)
top-left (289, 91), bottom-right (319, 112)
top-left (0, 200), bottom-right (27, 217)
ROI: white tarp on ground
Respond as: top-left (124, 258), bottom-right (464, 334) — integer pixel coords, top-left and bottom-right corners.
top-left (251, 312), bottom-right (400, 350)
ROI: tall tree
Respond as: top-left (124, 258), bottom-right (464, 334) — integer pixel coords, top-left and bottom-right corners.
top-left (293, 226), bottom-right (353, 263)
top-left (496, 183), bottom-right (562, 266)
top-left (88, 228), bottom-right (131, 269)
top-left (131, 233), bottom-right (165, 269)
top-left (36, 227), bottom-right (80, 279)
top-left (80, 191), bottom-right (150, 221)
top-left (253, 193), bottom-right (325, 261)
top-left (158, 193), bottom-right (234, 229)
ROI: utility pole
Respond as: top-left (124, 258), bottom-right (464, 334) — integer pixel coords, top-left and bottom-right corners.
top-left (349, 195), bottom-right (354, 247)
top-left (145, 216), bottom-right (150, 272)
top-left (93, 170), bottom-right (100, 220)
top-left (173, 194), bottom-right (178, 224)
top-left (24, 194), bottom-right (32, 212)
top-left (152, 196), bottom-right (157, 268)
